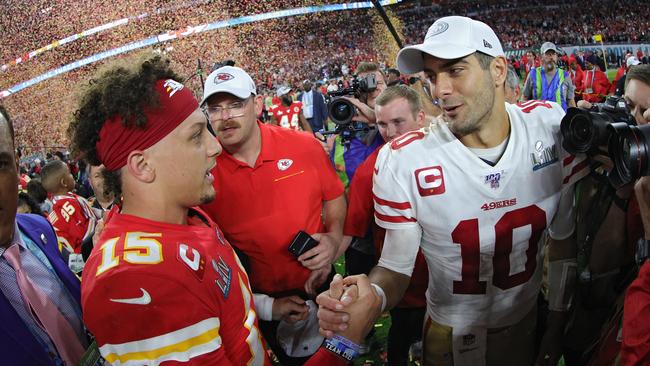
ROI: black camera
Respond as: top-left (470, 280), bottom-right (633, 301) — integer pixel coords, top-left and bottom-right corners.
top-left (560, 96), bottom-right (632, 155)
top-left (560, 96), bottom-right (650, 187)
top-left (326, 73), bottom-right (378, 125)
top-left (607, 122), bottom-right (650, 187)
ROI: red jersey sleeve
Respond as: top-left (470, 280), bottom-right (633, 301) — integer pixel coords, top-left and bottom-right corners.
top-left (343, 150), bottom-right (378, 237)
top-left (621, 261), bottom-right (650, 365)
top-left (305, 348), bottom-right (348, 366)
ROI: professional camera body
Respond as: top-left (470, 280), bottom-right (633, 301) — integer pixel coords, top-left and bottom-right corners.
top-left (319, 73), bottom-right (378, 145)
top-left (326, 73), bottom-right (378, 125)
top-left (560, 96), bottom-right (650, 187)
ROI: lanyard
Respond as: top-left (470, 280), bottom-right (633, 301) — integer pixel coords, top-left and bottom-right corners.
top-left (584, 71), bottom-right (596, 89)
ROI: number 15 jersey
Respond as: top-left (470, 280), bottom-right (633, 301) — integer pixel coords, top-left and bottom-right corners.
top-left (373, 101), bottom-right (588, 329)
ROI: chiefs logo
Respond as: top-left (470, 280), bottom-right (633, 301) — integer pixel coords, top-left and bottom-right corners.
top-left (213, 73), bottom-right (234, 85)
top-left (415, 166), bottom-right (445, 196)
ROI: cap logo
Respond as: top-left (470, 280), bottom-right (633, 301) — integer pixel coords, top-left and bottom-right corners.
top-left (214, 73), bottom-right (234, 85)
top-left (163, 79), bottom-right (184, 97)
top-left (425, 21), bottom-right (449, 40)
top-left (483, 40), bottom-right (493, 49)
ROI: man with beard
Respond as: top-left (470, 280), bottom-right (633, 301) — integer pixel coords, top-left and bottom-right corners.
top-left (523, 42), bottom-right (576, 110)
top-left (317, 16), bottom-right (588, 366)
top-left (71, 54), bottom-right (365, 366)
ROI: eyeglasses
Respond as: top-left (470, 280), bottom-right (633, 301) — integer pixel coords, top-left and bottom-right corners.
top-left (204, 97), bottom-right (250, 121)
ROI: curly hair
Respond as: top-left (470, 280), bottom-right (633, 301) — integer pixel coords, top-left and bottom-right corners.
top-left (67, 52), bottom-right (181, 198)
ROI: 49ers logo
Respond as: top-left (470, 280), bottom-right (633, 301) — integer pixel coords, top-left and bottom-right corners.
top-left (390, 131), bottom-right (425, 150)
top-left (415, 166), bottom-right (445, 196)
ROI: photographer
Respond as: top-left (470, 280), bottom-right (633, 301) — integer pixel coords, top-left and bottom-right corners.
top-left (567, 65), bottom-right (650, 365)
top-left (619, 64), bottom-right (650, 365)
top-left (329, 62), bottom-right (386, 289)
top-left (329, 62), bottom-right (386, 187)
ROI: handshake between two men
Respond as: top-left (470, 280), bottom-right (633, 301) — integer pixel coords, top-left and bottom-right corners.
top-left (315, 273), bottom-right (385, 357)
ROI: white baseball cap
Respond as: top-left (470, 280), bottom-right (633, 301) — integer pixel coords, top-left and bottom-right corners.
top-left (396, 16), bottom-right (504, 74)
top-left (201, 66), bottom-right (256, 106)
top-left (627, 56), bottom-right (641, 67)
top-left (276, 86), bottom-right (291, 97)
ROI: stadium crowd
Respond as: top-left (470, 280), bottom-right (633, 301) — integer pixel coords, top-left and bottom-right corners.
top-left (1, 0), bottom-right (649, 151)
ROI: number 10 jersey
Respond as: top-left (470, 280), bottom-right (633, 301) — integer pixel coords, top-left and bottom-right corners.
top-left (372, 101), bottom-right (588, 328)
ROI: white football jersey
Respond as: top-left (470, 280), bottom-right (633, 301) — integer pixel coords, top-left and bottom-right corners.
top-left (373, 101), bottom-right (588, 328)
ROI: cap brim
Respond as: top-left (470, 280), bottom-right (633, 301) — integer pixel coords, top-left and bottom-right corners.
top-left (200, 87), bottom-right (253, 106)
top-left (397, 43), bottom-right (475, 74)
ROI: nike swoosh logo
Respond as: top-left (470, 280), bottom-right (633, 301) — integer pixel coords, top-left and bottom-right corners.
top-left (110, 288), bottom-right (151, 305)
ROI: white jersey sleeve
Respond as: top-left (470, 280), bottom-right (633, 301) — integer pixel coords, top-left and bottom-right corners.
top-left (377, 225), bottom-right (422, 277)
top-left (372, 133), bottom-right (423, 230)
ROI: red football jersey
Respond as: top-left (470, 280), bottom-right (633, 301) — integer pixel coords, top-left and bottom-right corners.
top-left (81, 209), bottom-right (271, 366)
top-left (271, 101), bottom-right (304, 131)
top-left (48, 193), bottom-right (97, 254)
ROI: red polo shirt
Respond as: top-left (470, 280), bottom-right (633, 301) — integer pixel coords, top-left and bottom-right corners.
top-left (343, 147), bottom-right (428, 308)
top-left (201, 122), bottom-right (344, 295)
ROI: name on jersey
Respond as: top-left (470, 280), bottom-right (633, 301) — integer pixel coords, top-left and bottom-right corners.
top-left (531, 142), bottom-right (558, 171)
top-left (481, 198), bottom-right (517, 211)
top-left (213, 255), bottom-right (232, 299)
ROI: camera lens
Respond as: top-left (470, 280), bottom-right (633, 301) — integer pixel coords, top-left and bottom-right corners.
top-left (328, 98), bottom-right (355, 125)
top-left (608, 123), bottom-right (650, 187)
top-left (561, 108), bottom-right (616, 154)
top-left (571, 114), bottom-right (592, 145)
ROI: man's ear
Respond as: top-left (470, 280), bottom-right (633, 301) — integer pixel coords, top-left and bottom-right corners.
top-left (126, 150), bottom-right (155, 183)
top-left (492, 56), bottom-right (508, 88)
top-left (416, 109), bottom-right (427, 128)
top-left (254, 95), bottom-right (264, 116)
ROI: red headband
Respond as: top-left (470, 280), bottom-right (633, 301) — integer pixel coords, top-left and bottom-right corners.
top-left (96, 79), bottom-right (199, 171)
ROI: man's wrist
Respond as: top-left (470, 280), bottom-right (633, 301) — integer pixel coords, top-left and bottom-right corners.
top-left (324, 334), bottom-right (360, 361)
top-left (371, 283), bottom-right (387, 312)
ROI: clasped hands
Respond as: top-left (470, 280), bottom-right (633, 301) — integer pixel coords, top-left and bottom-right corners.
top-left (315, 274), bottom-right (383, 345)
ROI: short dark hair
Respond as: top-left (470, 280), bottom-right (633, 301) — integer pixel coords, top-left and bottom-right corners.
top-left (0, 105), bottom-right (14, 142)
top-left (387, 68), bottom-right (401, 77)
top-left (26, 179), bottom-right (48, 203)
top-left (40, 160), bottom-right (68, 193)
top-left (68, 52), bottom-right (180, 199)
top-left (18, 192), bottom-right (43, 216)
top-left (626, 64), bottom-right (650, 89)
top-left (475, 52), bottom-right (495, 70)
top-left (356, 62), bottom-right (385, 79)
